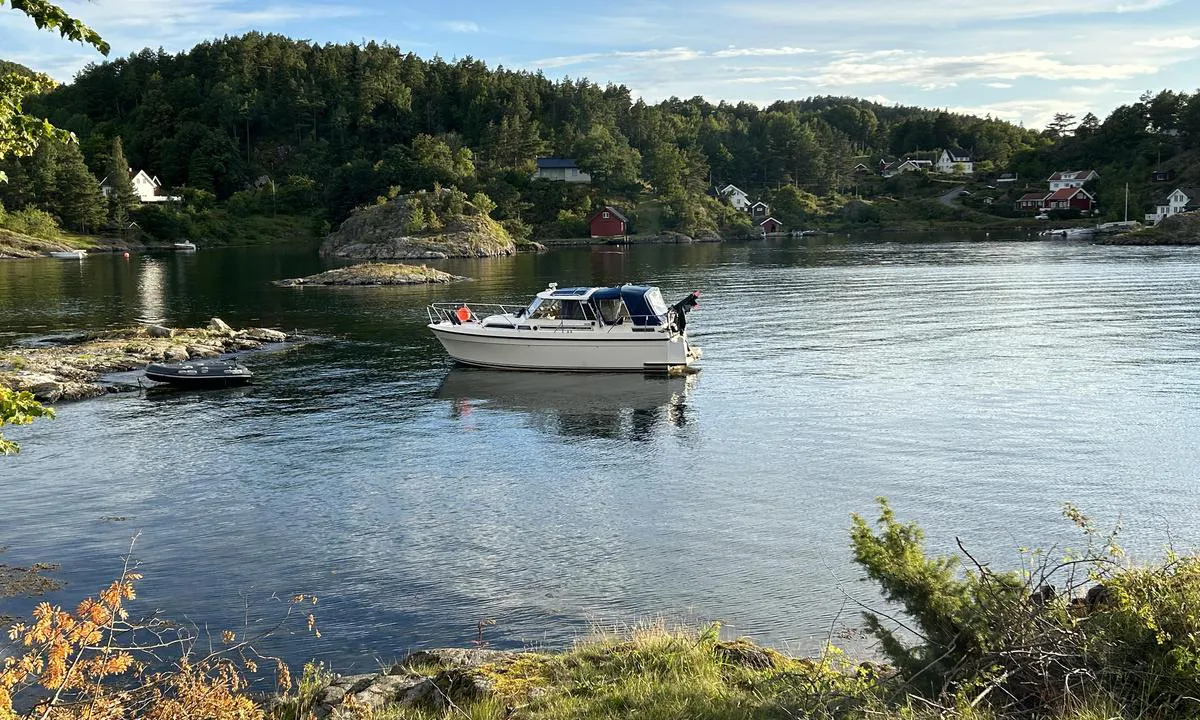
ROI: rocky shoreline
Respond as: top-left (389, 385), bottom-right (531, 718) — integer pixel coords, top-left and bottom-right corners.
top-left (275, 262), bottom-right (467, 286)
top-left (0, 319), bottom-right (300, 402)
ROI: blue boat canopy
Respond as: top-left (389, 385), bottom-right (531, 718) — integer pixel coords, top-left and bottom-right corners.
top-left (590, 285), bottom-right (669, 326)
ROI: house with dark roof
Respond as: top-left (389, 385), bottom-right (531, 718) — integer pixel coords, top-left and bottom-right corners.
top-left (534, 157), bottom-right (591, 183)
top-left (1044, 187), bottom-right (1095, 212)
top-left (1047, 170), bottom-right (1099, 192)
top-left (1145, 187), bottom-right (1200, 225)
top-left (1150, 168), bottom-right (1177, 183)
top-left (718, 183), bottom-right (751, 211)
top-left (880, 158), bottom-right (932, 177)
top-left (935, 148), bottom-right (974, 175)
top-left (1016, 192), bottom-right (1050, 212)
top-left (588, 205), bottom-right (628, 238)
top-left (750, 201), bottom-right (770, 219)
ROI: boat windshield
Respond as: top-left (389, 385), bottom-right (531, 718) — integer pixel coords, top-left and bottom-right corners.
top-left (645, 288), bottom-right (669, 317)
top-left (596, 298), bottom-right (630, 324)
top-left (527, 299), bottom-right (590, 321)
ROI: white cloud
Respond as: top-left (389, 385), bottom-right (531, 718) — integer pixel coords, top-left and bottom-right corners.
top-left (443, 20), bottom-right (481, 33)
top-left (733, 0), bottom-right (1177, 26)
top-left (986, 82), bottom-right (1014, 88)
top-left (711, 46), bottom-right (815, 58)
top-left (729, 49), bottom-right (1157, 87)
top-left (1136, 35), bottom-right (1200, 48)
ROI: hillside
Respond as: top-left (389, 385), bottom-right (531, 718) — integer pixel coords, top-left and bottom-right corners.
top-left (2, 34), bottom-right (1197, 241)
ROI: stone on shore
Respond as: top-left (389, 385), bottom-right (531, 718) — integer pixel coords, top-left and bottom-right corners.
top-left (146, 325), bottom-right (174, 338)
top-left (244, 328), bottom-right (289, 343)
top-left (162, 346), bottom-right (190, 363)
top-left (208, 317), bottom-right (233, 334)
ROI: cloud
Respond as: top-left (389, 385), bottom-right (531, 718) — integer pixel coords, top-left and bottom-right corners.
top-left (728, 49), bottom-right (1157, 87)
top-left (732, 0), bottom-right (1177, 26)
top-left (986, 82), bottom-right (1014, 88)
top-left (443, 20), bottom-right (481, 33)
top-left (711, 46), bottom-right (815, 58)
top-left (1136, 35), bottom-right (1200, 48)
top-left (532, 47), bottom-right (702, 69)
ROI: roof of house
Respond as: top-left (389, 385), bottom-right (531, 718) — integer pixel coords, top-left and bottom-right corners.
top-left (1047, 170), bottom-right (1098, 182)
top-left (719, 183), bottom-right (747, 195)
top-left (1172, 187), bottom-right (1200, 203)
top-left (759, 216), bottom-right (782, 226)
top-left (942, 147), bottom-right (973, 161)
top-left (589, 205), bottom-right (628, 223)
top-left (1018, 192), bottom-right (1050, 202)
top-left (99, 169), bottom-right (162, 187)
top-left (1046, 187), bottom-right (1093, 201)
top-left (536, 157), bottom-right (580, 169)
top-left (750, 200), bottom-right (769, 209)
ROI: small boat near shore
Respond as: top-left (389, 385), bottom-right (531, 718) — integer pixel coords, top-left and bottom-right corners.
top-left (173, 241), bottom-right (197, 252)
top-left (427, 282), bottom-right (702, 373)
top-left (47, 250), bottom-right (87, 259)
top-left (144, 358), bottom-right (253, 388)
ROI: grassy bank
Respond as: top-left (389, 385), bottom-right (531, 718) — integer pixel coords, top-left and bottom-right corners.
top-left (0, 226), bottom-right (100, 258)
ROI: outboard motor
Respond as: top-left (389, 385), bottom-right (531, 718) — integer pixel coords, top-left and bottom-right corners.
top-left (668, 291), bottom-right (700, 333)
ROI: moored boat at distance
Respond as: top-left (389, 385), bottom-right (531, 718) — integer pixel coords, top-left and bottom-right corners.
top-left (173, 241), bottom-right (197, 252)
top-left (47, 249), bottom-right (87, 259)
top-left (144, 358), bottom-right (253, 387)
top-left (427, 283), bottom-right (702, 373)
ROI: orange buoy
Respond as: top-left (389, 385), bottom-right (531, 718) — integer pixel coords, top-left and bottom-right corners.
top-left (123, 252), bottom-right (130, 258)
top-left (455, 306), bottom-right (472, 323)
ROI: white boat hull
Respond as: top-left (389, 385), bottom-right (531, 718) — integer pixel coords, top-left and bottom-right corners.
top-left (428, 323), bottom-right (699, 372)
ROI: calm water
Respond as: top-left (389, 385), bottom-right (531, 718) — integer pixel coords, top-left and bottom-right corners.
top-left (3, 234), bottom-right (1200, 670)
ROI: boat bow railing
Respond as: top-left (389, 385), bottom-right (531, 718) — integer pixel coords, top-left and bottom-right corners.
top-left (428, 302), bottom-right (527, 325)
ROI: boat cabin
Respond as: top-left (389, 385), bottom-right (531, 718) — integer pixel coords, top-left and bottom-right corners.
top-left (519, 284), bottom-right (672, 328)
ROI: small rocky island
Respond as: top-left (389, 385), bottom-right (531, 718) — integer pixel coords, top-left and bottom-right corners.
top-left (0, 319), bottom-right (299, 402)
top-left (321, 188), bottom-right (515, 260)
top-left (275, 263), bottom-right (466, 287)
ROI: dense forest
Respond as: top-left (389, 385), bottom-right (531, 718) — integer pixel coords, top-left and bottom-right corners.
top-left (2, 33), bottom-right (1199, 241)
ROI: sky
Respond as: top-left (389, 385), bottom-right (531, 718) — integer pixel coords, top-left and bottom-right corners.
top-left (3, 0), bottom-right (1200, 129)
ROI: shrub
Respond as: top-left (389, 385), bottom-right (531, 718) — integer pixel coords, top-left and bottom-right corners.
top-left (2, 207), bottom-right (60, 238)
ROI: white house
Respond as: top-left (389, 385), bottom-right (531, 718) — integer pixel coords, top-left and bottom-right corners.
top-left (100, 169), bottom-right (177, 203)
top-left (1047, 170), bottom-right (1099, 192)
top-left (718, 184), bottom-right (751, 211)
top-left (881, 159), bottom-right (932, 177)
top-left (533, 158), bottom-right (591, 183)
top-left (1145, 187), bottom-right (1200, 225)
top-left (935, 148), bottom-right (974, 175)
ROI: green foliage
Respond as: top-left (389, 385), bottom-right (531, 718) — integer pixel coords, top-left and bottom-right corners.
top-left (0, 385), bottom-right (55, 455)
top-left (1, 205), bottom-right (60, 237)
top-left (104, 136), bottom-right (138, 228)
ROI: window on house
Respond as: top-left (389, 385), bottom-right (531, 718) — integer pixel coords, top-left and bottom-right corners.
top-left (602, 211), bottom-right (610, 219)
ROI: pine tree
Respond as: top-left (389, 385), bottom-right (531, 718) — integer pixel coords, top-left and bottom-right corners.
top-left (28, 140), bottom-right (59, 212)
top-left (105, 136), bottom-right (138, 229)
top-left (55, 141), bottom-right (106, 233)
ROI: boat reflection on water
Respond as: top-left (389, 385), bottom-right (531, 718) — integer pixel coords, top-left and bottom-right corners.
top-left (434, 369), bottom-right (697, 441)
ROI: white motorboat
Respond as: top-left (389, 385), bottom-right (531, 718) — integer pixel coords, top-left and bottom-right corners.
top-left (47, 249), bottom-right (86, 259)
top-left (173, 241), bottom-right (197, 252)
top-left (427, 283), bottom-right (703, 373)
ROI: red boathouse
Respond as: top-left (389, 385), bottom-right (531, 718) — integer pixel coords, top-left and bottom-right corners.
top-left (588, 206), bottom-right (628, 238)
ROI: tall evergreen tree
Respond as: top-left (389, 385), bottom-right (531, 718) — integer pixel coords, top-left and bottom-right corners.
top-left (105, 136), bottom-right (138, 228)
top-left (55, 141), bottom-right (106, 232)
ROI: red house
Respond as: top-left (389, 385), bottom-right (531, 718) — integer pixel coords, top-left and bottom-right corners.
top-left (759, 216), bottom-right (783, 234)
top-left (1016, 192), bottom-right (1049, 212)
top-left (588, 206), bottom-right (627, 238)
top-left (1044, 187), bottom-right (1095, 212)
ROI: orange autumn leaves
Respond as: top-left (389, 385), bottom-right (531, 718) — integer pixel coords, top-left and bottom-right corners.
top-left (1, 575), bottom-right (140, 718)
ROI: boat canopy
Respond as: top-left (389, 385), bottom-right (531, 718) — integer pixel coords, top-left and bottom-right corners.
top-left (592, 285), bottom-right (669, 326)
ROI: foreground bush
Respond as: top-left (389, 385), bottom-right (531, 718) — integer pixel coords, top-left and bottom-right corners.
top-left (851, 498), bottom-right (1200, 718)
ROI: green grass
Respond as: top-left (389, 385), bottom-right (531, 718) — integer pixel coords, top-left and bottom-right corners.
top-left (272, 623), bottom-right (1160, 720)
